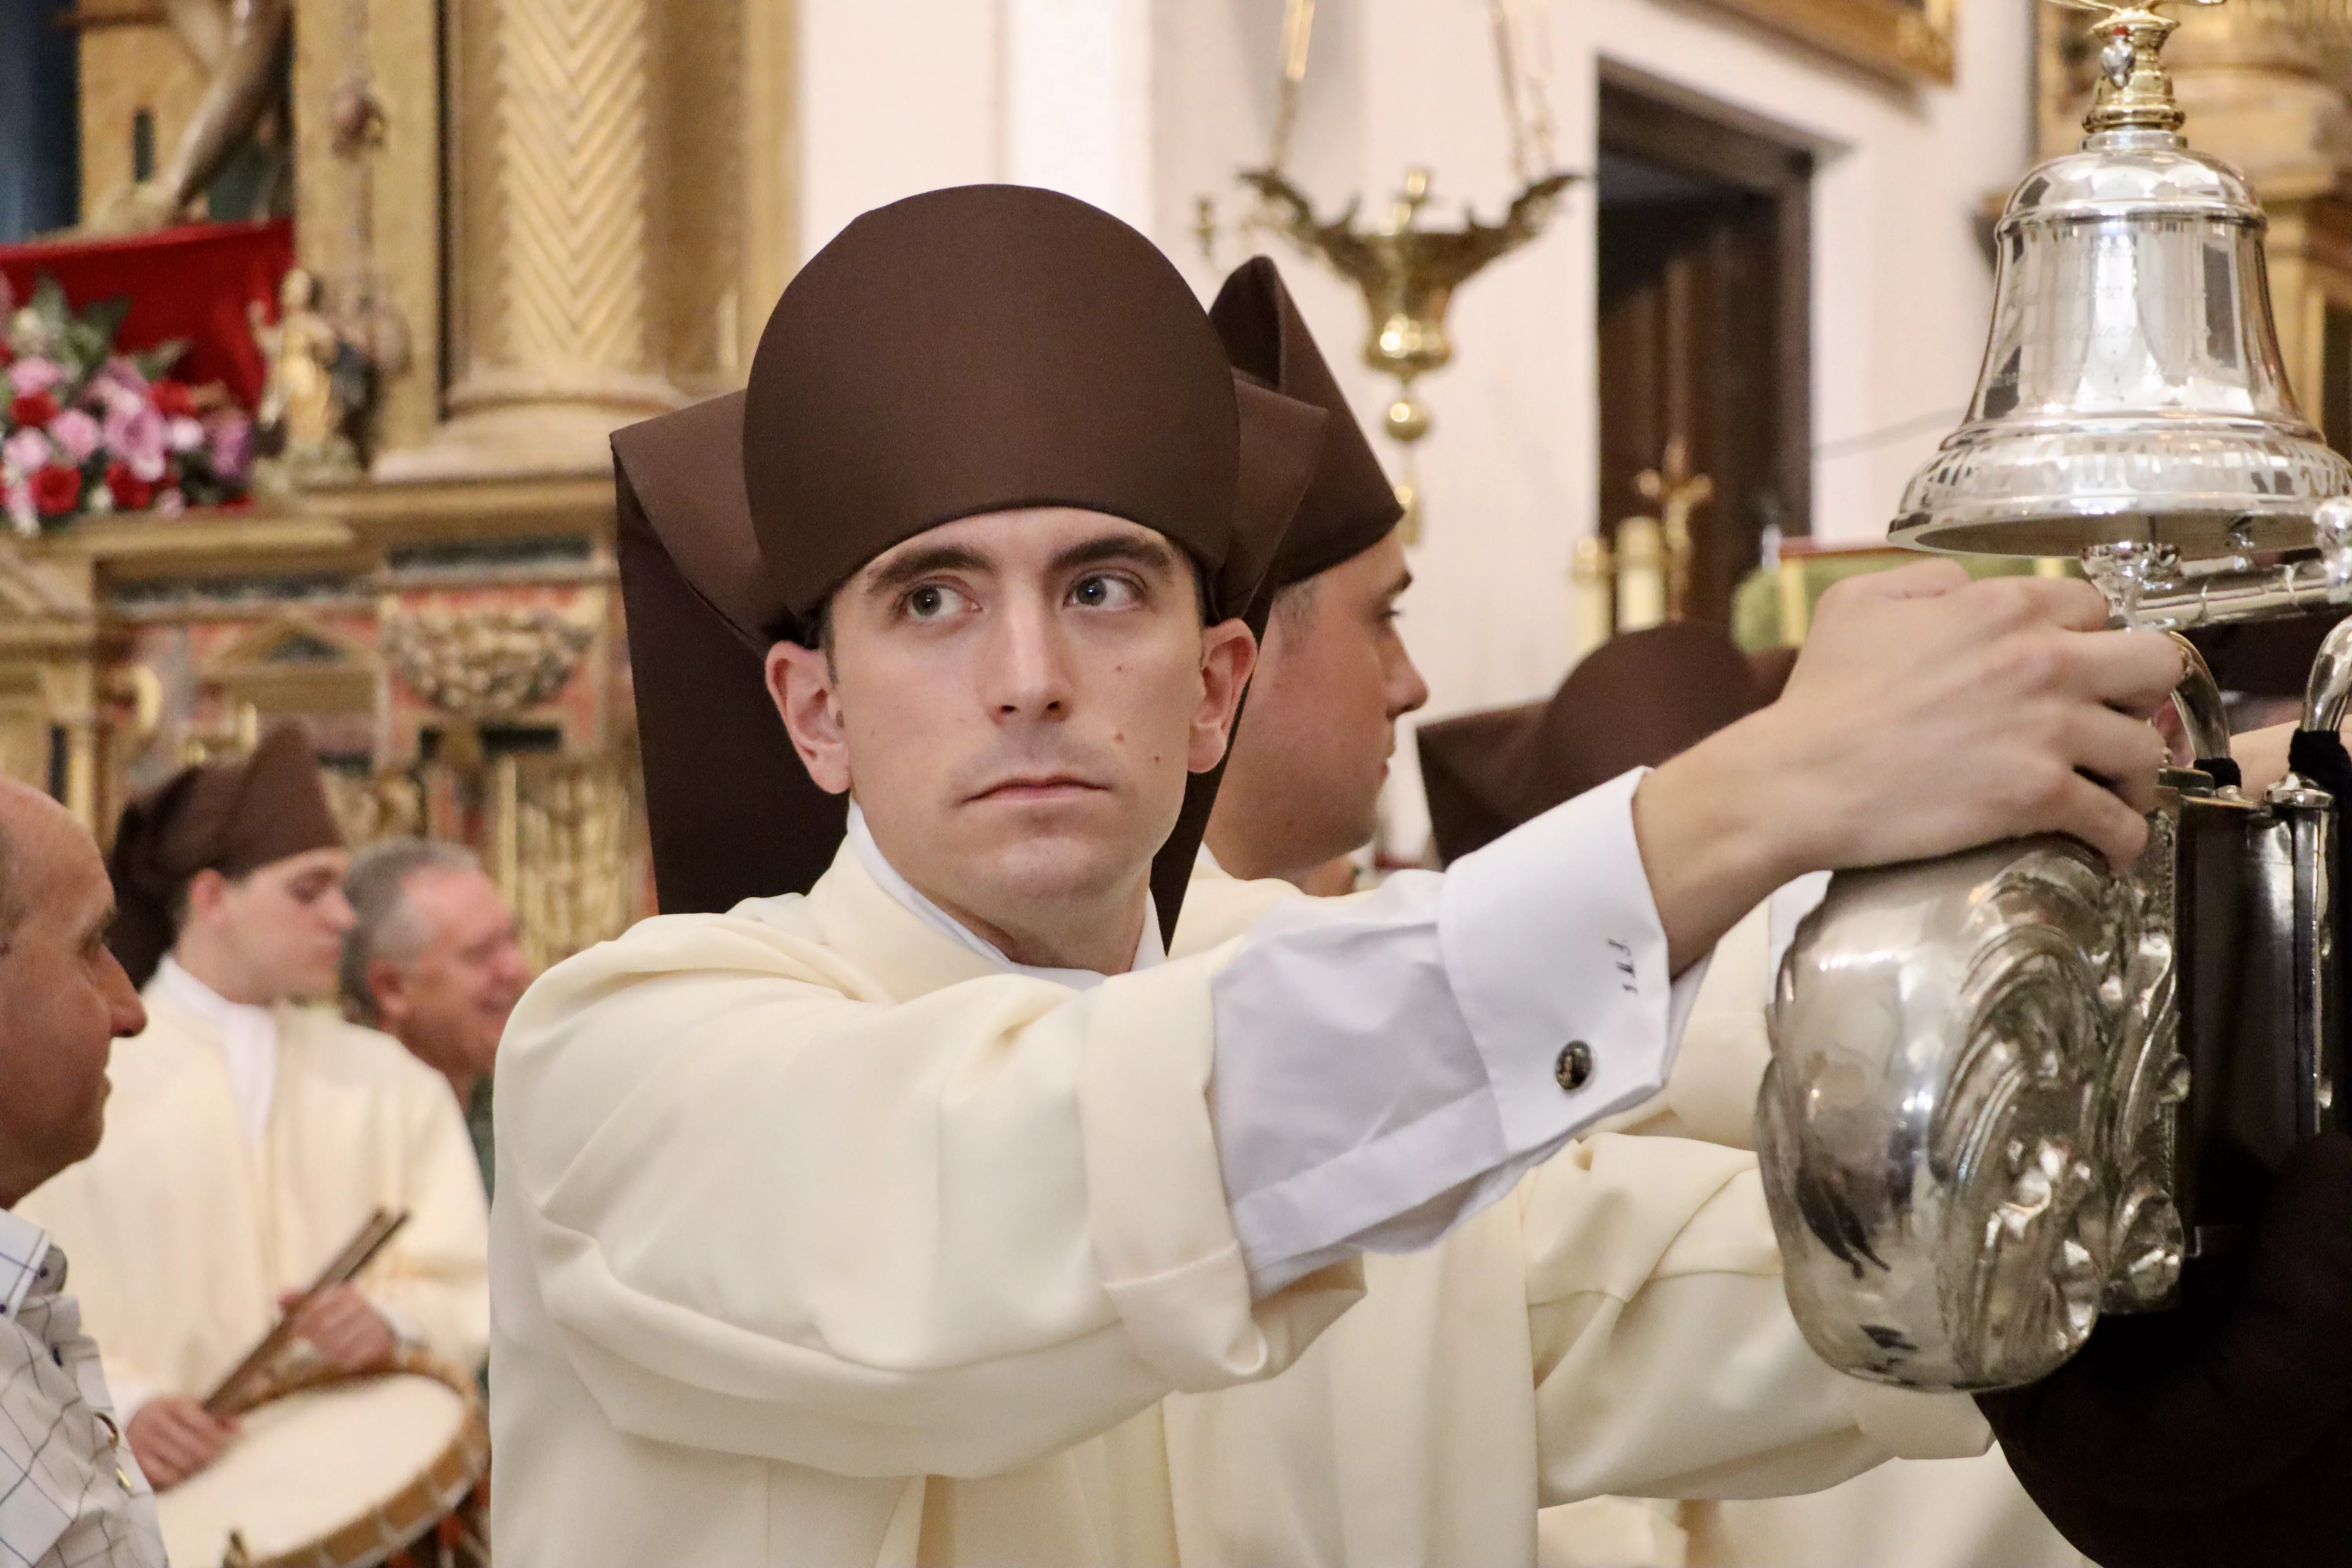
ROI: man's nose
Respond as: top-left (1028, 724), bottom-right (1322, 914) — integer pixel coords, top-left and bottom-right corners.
top-left (979, 592), bottom-right (1071, 718)
top-left (1388, 645), bottom-right (1431, 720)
top-left (319, 887), bottom-right (358, 934)
top-left (103, 952), bottom-right (147, 1038)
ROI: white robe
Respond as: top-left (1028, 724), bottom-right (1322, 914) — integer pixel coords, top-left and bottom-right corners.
top-left (490, 844), bottom-right (1984, 1568)
top-left (20, 983), bottom-right (491, 1407)
top-left (1565, 897), bottom-right (2090, 1568)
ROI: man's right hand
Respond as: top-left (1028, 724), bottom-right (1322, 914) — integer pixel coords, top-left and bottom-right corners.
top-left (1636, 561), bottom-right (2185, 972)
top-left (125, 1396), bottom-right (234, 1491)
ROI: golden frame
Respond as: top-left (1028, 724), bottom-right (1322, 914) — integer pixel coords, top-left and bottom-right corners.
top-left (1697, 0), bottom-right (1958, 85)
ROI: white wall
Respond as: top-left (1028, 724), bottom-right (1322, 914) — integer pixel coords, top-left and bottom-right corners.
top-left (795, 0), bottom-right (2037, 857)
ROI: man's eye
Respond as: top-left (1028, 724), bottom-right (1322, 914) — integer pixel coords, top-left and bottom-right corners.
top-left (903, 584), bottom-right (970, 620)
top-left (1070, 574), bottom-right (1140, 610)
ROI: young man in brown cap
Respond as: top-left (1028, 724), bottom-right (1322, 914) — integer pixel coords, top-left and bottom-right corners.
top-left (1196, 257), bottom-right (1428, 893)
top-left (495, 187), bottom-right (2183, 1568)
top-left (22, 727), bottom-right (488, 1491)
top-left (0, 779), bottom-right (167, 1567)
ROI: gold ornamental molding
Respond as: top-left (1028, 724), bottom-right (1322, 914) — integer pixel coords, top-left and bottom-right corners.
top-left (1697, 0), bottom-right (1958, 85)
top-left (382, 603), bottom-right (595, 718)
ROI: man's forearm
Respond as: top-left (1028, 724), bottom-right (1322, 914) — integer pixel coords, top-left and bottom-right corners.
top-left (1632, 722), bottom-right (1806, 976)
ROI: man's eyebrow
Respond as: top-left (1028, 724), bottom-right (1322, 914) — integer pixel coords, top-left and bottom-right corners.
top-left (82, 904), bottom-right (117, 947)
top-left (861, 544), bottom-right (993, 599)
top-left (1051, 533), bottom-right (1183, 577)
top-left (1385, 568), bottom-right (1414, 599)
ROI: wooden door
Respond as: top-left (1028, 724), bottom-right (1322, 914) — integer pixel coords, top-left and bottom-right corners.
top-left (1597, 83), bottom-right (1811, 626)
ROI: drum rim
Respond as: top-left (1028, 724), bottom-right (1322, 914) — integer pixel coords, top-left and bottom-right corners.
top-left (167, 1348), bottom-right (488, 1568)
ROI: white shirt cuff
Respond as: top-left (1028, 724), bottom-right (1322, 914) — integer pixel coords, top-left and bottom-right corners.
top-left (1440, 769), bottom-right (1687, 1155)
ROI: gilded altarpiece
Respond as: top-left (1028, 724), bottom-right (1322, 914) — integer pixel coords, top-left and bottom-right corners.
top-left (1, 0), bottom-right (797, 967)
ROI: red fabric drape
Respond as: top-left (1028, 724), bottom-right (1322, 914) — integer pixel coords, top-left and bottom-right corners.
top-left (0, 219), bottom-right (294, 410)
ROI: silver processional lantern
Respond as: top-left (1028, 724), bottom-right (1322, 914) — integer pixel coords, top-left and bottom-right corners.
top-left (1759, 0), bottom-right (2352, 1392)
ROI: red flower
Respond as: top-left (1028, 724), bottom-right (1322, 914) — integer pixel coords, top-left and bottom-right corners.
top-left (104, 462), bottom-right (153, 512)
top-left (30, 465), bottom-right (81, 516)
top-left (149, 380), bottom-right (195, 418)
top-left (8, 391), bottom-right (58, 428)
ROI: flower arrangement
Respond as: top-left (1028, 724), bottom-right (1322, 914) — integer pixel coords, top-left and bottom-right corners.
top-left (0, 274), bottom-right (254, 538)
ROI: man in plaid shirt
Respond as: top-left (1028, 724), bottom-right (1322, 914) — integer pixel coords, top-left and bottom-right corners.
top-left (0, 778), bottom-right (163, 1568)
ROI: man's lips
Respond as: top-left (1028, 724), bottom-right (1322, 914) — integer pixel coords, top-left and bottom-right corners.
top-left (967, 774), bottom-right (1109, 804)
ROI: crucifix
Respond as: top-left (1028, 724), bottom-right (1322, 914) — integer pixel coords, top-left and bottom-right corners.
top-left (1634, 437), bottom-right (1714, 623)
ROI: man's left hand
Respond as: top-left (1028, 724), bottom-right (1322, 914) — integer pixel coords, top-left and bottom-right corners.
top-left (278, 1283), bottom-right (397, 1374)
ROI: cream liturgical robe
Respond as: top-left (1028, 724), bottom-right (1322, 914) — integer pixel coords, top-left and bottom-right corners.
top-left (1585, 880), bottom-right (2090, 1568)
top-left (20, 980), bottom-right (491, 1407)
top-left (493, 842), bottom-right (1987, 1568)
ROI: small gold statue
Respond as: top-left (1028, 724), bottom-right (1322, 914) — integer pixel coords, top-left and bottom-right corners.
top-left (250, 269), bottom-right (363, 492)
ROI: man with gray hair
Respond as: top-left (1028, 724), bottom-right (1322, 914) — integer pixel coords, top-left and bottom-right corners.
top-left (342, 838), bottom-right (530, 1194)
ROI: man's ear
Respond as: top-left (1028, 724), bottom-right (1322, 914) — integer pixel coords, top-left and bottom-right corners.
top-left (1188, 619), bottom-right (1259, 775)
top-left (182, 867), bottom-right (230, 928)
top-left (766, 640), bottom-right (853, 795)
top-left (365, 956), bottom-right (410, 1028)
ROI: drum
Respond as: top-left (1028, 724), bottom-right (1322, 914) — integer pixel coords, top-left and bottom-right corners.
top-left (155, 1354), bottom-right (488, 1568)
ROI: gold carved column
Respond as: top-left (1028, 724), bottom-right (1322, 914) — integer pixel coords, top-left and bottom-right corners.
top-left (377, 0), bottom-right (685, 480)
top-left (2164, 4), bottom-right (2352, 414)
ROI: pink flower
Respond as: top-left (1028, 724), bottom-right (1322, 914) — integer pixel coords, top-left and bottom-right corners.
top-left (102, 400), bottom-right (168, 483)
top-left (94, 356), bottom-right (146, 396)
top-left (155, 488), bottom-right (185, 517)
top-left (48, 408), bottom-right (100, 463)
top-left (89, 362), bottom-right (148, 419)
top-left (207, 412), bottom-right (254, 482)
top-left (3, 481), bottom-right (33, 538)
top-left (2, 427), bottom-right (50, 476)
top-left (6, 358), bottom-right (62, 397)
top-left (166, 415), bottom-right (205, 454)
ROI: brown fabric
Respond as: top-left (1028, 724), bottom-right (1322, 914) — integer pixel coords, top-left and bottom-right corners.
top-left (2186, 609), bottom-right (2348, 700)
top-left (615, 457), bottom-right (846, 913)
top-left (1210, 256), bottom-right (1404, 588)
top-left (742, 185), bottom-right (1249, 633)
top-left (106, 723), bottom-right (345, 987)
top-left (611, 203), bottom-right (1328, 930)
top-left (610, 390), bottom-right (771, 651)
top-left (1417, 623), bottom-right (1780, 866)
top-left (1980, 1133), bottom-right (2352, 1566)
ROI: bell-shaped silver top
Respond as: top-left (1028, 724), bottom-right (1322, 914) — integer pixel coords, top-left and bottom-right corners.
top-left (1894, 2), bottom-right (2352, 559)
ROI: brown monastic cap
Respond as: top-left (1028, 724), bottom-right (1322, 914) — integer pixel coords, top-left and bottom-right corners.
top-left (743, 185), bottom-right (1254, 633)
top-left (1210, 256), bottom-right (1403, 587)
top-left (106, 723), bottom-right (346, 987)
top-left (1416, 623), bottom-right (1791, 866)
top-left (611, 192), bottom-right (1327, 928)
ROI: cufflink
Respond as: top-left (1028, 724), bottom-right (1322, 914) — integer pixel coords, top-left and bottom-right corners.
top-left (1555, 1040), bottom-right (1593, 1093)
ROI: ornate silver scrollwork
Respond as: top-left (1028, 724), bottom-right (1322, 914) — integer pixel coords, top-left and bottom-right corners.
top-left (1760, 795), bottom-right (2192, 1392)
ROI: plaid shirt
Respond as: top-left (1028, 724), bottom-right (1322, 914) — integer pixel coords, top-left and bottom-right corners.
top-left (0, 1210), bottom-right (163, 1568)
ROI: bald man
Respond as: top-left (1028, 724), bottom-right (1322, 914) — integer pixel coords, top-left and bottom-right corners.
top-left (0, 781), bottom-right (165, 1567)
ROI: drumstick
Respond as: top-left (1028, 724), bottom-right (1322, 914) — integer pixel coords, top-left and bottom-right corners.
top-left (202, 1207), bottom-right (410, 1417)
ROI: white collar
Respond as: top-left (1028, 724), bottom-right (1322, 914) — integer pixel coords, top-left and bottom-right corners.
top-left (151, 956), bottom-right (279, 1144)
top-left (152, 955), bottom-right (276, 1033)
top-left (845, 802), bottom-right (1164, 991)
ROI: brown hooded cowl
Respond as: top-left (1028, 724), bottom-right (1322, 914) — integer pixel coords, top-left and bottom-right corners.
top-left (1417, 624), bottom-right (1795, 865)
top-left (1209, 256), bottom-right (1404, 588)
top-left (613, 186), bottom-right (1327, 935)
top-left (107, 722), bottom-right (347, 987)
